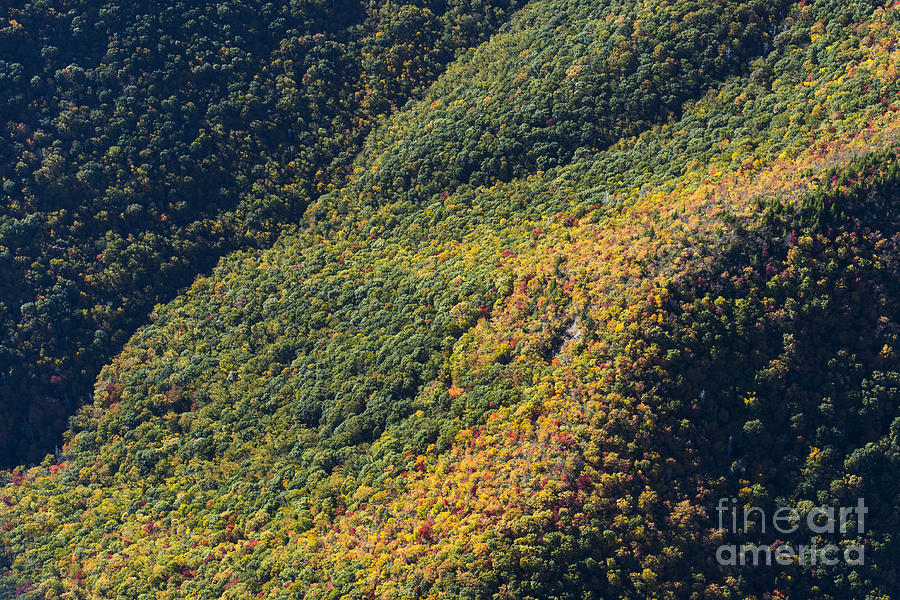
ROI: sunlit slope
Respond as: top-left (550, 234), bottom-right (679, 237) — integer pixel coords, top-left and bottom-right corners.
top-left (2, 0), bottom-right (900, 598)
top-left (332, 0), bottom-right (790, 205)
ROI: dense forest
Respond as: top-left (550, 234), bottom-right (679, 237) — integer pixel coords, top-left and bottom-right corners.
top-left (0, 0), bottom-right (522, 466)
top-left (2, 0), bottom-right (900, 597)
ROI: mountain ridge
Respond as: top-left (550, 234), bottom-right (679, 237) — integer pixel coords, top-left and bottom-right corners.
top-left (3, 0), bottom-right (900, 598)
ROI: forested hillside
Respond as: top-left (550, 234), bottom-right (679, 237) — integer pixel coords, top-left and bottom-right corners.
top-left (2, 0), bottom-right (900, 598)
top-left (0, 0), bottom-right (521, 466)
